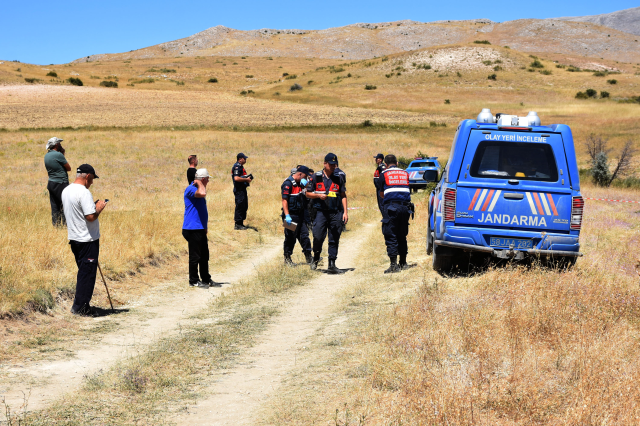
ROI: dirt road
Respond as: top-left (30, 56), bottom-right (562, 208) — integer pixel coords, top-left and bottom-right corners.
top-left (172, 223), bottom-right (376, 425)
top-left (0, 239), bottom-right (283, 419)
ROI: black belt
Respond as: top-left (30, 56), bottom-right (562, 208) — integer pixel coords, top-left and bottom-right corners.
top-left (386, 201), bottom-right (411, 206)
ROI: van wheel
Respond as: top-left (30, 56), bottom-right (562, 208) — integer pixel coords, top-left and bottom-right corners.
top-left (432, 245), bottom-right (453, 272)
top-left (426, 217), bottom-right (433, 255)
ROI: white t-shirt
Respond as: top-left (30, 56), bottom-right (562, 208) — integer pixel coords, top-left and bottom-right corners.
top-left (61, 183), bottom-right (100, 242)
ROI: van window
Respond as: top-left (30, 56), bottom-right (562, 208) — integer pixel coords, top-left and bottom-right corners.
top-left (411, 161), bottom-right (434, 168)
top-left (470, 142), bottom-right (558, 182)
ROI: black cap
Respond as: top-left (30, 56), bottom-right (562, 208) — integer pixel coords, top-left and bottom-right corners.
top-left (237, 153), bottom-right (248, 160)
top-left (296, 165), bottom-right (310, 176)
top-left (374, 153), bottom-right (384, 160)
top-left (77, 164), bottom-right (99, 178)
top-left (324, 153), bottom-right (338, 165)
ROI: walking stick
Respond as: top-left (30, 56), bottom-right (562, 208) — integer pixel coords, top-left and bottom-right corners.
top-left (97, 261), bottom-right (114, 312)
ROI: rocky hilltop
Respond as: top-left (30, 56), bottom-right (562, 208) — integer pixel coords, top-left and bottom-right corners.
top-left (74, 16), bottom-right (640, 64)
top-left (551, 6), bottom-right (640, 36)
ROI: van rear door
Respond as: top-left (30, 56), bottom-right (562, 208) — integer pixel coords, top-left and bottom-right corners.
top-left (454, 130), bottom-right (573, 233)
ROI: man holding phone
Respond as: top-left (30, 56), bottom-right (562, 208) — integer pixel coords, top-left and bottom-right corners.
top-left (306, 153), bottom-right (348, 274)
top-left (61, 164), bottom-right (107, 316)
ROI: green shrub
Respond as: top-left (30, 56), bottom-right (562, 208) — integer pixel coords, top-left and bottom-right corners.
top-left (527, 68), bottom-right (535, 72)
top-left (289, 83), bottom-right (303, 91)
top-left (456, 71), bottom-right (462, 77)
top-left (493, 65), bottom-right (503, 71)
top-left (482, 60), bottom-right (492, 66)
top-left (329, 67), bottom-right (345, 73)
top-left (530, 59), bottom-right (544, 68)
top-left (593, 71), bottom-right (606, 77)
top-left (556, 64), bottom-right (566, 69)
top-left (362, 120), bottom-right (373, 127)
top-left (282, 72), bottom-right (289, 77)
top-left (274, 92), bottom-right (280, 96)
top-left (175, 81), bottom-right (185, 86)
top-left (46, 71), bottom-right (57, 77)
top-left (90, 75), bottom-right (101, 79)
top-left (67, 77), bottom-right (83, 86)
top-left (444, 99), bottom-right (450, 104)
top-left (474, 40), bottom-right (491, 44)
top-left (365, 84), bottom-right (377, 90)
top-left (567, 66), bottom-right (581, 72)
top-left (99, 80), bottom-right (118, 88)
top-left (591, 152), bottom-right (611, 186)
top-left (575, 91), bottom-right (589, 99)
top-left (285, 74), bottom-right (297, 80)
top-left (586, 88), bottom-right (597, 97)
top-left (385, 73), bottom-right (392, 78)
top-left (132, 78), bottom-right (154, 84)
top-left (245, 75), bottom-right (254, 78)
top-left (600, 91), bottom-right (610, 98)
top-left (307, 80), bottom-right (314, 85)
top-left (208, 78), bottom-right (218, 83)
top-left (607, 79), bottom-right (617, 84)
top-left (488, 74), bottom-right (497, 80)
top-left (24, 78), bottom-right (41, 83)
top-left (240, 90), bottom-right (247, 95)
top-left (540, 69), bottom-right (552, 75)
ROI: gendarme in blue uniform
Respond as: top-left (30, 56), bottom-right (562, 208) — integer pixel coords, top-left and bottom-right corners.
top-left (378, 166), bottom-right (411, 259)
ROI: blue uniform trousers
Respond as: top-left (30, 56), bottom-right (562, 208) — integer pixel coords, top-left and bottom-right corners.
top-left (283, 212), bottom-right (311, 256)
top-left (312, 210), bottom-right (343, 260)
top-left (382, 203), bottom-right (410, 257)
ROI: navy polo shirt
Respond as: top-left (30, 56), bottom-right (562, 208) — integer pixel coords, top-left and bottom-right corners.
top-left (183, 184), bottom-right (208, 230)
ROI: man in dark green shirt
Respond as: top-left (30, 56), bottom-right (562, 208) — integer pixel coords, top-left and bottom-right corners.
top-left (44, 137), bottom-right (71, 227)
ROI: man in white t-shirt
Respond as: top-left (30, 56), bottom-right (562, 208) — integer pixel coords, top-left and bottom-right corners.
top-left (61, 164), bottom-right (107, 316)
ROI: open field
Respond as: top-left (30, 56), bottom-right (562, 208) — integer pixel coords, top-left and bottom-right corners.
top-left (1, 38), bottom-right (640, 424)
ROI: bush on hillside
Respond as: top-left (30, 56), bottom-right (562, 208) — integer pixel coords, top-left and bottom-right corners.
top-left (600, 91), bottom-right (610, 98)
top-left (208, 78), bottom-right (218, 83)
top-left (540, 69), bottom-right (552, 75)
top-left (24, 78), bottom-right (42, 83)
top-left (46, 71), bottom-right (57, 77)
top-left (245, 75), bottom-right (253, 78)
top-left (444, 99), bottom-right (450, 104)
top-left (586, 88), bottom-right (597, 97)
top-left (362, 120), bottom-right (373, 127)
top-left (285, 74), bottom-right (297, 80)
top-left (289, 83), bottom-right (302, 92)
top-left (593, 71), bottom-right (606, 77)
top-left (99, 81), bottom-right (118, 88)
top-left (488, 74), bottom-right (497, 80)
top-left (607, 79), bottom-right (617, 84)
top-left (530, 59), bottom-right (544, 69)
top-left (67, 77), bottom-right (83, 86)
top-left (365, 84), bottom-right (377, 90)
top-left (575, 91), bottom-right (589, 99)
top-left (474, 40), bottom-right (491, 45)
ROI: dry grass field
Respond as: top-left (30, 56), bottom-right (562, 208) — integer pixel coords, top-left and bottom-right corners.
top-left (1, 38), bottom-right (640, 424)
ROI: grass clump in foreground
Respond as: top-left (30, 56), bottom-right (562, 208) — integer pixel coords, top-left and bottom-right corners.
top-left (22, 263), bottom-right (315, 424)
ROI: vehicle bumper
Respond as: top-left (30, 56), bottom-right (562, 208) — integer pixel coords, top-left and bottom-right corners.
top-left (435, 226), bottom-right (582, 259)
top-left (434, 239), bottom-right (582, 259)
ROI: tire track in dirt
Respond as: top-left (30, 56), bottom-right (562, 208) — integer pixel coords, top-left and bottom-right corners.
top-left (0, 238), bottom-right (283, 419)
top-left (172, 223), bottom-right (377, 426)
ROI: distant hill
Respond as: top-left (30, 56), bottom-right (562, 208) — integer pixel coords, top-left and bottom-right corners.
top-left (73, 16), bottom-right (640, 64)
top-left (550, 6), bottom-right (640, 36)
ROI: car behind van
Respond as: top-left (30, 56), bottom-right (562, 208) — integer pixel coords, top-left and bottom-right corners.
top-left (426, 110), bottom-right (584, 272)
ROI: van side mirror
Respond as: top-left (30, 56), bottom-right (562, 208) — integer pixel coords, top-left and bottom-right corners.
top-left (422, 170), bottom-right (438, 182)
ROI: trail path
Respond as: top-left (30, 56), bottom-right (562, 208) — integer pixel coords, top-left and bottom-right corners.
top-left (0, 239), bottom-right (283, 418)
top-left (172, 223), bottom-right (376, 426)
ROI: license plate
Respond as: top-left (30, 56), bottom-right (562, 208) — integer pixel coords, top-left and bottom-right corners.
top-left (490, 237), bottom-right (533, 250)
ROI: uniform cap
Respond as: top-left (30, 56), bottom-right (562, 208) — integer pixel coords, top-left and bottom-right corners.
top-left (374, 153), bottom-right (384, 160)
top-left (296, 165), bottom-right (310, 176)
top-left (237, 153), bottom-right (248, 160)
top-left (324, 153), bottom-right (338, 165)
top-left (77, 164), bottom-right (99, 178)
top-left (195, 168), bottom-right (210, 179)
top-left (46, 137), bottom-right (63, 150)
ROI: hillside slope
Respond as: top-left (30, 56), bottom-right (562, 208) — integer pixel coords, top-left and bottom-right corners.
top-left (551, 6), bottom-right (640, 36)
top-left (74, 18), bottom-right (640, 64)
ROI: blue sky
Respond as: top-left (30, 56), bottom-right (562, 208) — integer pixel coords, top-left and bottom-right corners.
top-left (1, 1), bottom-right (636, 65)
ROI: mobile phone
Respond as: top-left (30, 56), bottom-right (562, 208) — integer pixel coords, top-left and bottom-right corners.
top-left (105, 199), bottom-right (110, 203)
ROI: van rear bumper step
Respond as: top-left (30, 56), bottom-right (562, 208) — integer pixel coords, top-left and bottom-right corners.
top-left (434, 240), bottom-right (582, 258)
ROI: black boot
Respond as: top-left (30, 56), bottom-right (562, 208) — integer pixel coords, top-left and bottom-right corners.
top-left (384, 256), bottom-right (400, 274)
top-left (284, 254), bottom-right (295, 267)
top-left (310, 252), bottom-right (321, 270)
top-left (234, 222), bottom-right (247, 230)
top-left (399, 254), bottom-right (408, 270)
top-left (327, 259), bottom-right (344, 274)
top-left (304, 251), bottom-right (313, 264)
